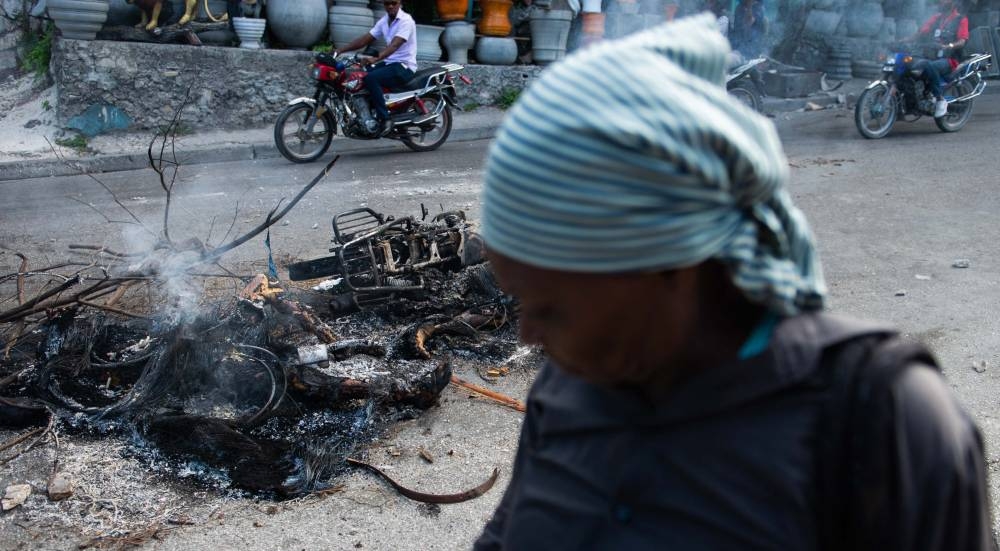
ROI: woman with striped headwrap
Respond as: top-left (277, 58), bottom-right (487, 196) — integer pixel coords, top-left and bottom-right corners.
top-left (474, 14), bottom-right (990, 551)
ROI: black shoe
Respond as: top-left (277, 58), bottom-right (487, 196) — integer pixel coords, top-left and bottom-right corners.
top-left (378, 119), bottom-right (393, 137)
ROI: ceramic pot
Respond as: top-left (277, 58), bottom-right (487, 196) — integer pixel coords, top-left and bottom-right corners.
top-left (329, 3), bottom-right (374, 49)
top-left (580, 11), bottom-right (605, 46)
top-left (106, 0), bottom-right (140, 26)
top-left (232, 16), bottom-right (266, 49)
top-left (442, 21), bottom-right (474, 63)
top-left (529, 8), bottom-right (572, 65)
top-left (478, 0), bottom-right (512, 36)
top-left (49, 0), bottom-right (110, 40)
top-left (475, 36), bottom-right (517, 64)
top-left (416, 24), bottom-right (444, 62)
top-left (269, 0), bottom-right (327, 49)
top-left (436, 0), bottom-right (468, 22)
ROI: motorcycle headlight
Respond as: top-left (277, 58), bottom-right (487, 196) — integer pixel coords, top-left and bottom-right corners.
top-left (311, 67), bottom-right (322, 80)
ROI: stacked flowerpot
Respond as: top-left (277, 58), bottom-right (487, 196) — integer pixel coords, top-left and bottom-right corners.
top-left (416, 24), bottom-right (444, 61)
top-left (330, 0), bottom-right (374, 51)
top-left (269, 0), bottom-right (327, 49)
top-left (476, 0), bottom-right (518, 65)
top-left (825, 43), bottom-right (853, 80)
top-left (530, 6), bottom-right (573, 65)
top-left (49, 0), bottom-right (110, 40)
top-left (439, 0), bottom-right (475, 64)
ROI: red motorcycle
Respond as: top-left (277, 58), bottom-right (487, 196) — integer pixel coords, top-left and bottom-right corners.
top-left (274, 52), bottom-right (471, 163)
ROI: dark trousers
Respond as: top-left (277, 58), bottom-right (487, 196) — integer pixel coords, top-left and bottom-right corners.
top-left (363, 62), bottom-right (415, 121)
top-left (915, 57), bottom-right (953, 98)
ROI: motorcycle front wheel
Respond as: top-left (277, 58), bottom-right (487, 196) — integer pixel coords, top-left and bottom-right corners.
top-left (401, 98), bottom-right (453, 153)
top-left (274, 103), bottom-right (336, 163)
top-left (935, 80), bottom-right (975, 133)
top-left (727, 81), bottom-right (763, 113)
top-left (855, 85), bottom-right (898, 139)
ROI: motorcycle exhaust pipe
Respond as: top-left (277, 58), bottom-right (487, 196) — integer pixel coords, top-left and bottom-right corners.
top-left (412, 112), bottom-right (439, 125)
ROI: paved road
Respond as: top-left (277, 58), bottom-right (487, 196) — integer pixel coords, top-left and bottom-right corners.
top-left (2, 97), bottom-right (1000, 549)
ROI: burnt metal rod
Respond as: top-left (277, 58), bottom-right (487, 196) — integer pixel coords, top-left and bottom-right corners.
top-left (346, 457), bottom-right (500, 504)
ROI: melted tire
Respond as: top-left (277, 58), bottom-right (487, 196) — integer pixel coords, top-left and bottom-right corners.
top-left (274, 103), bottom-right (336, 164)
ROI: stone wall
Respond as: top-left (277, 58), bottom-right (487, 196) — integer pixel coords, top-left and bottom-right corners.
top-left (53, 38), bottom-right (542, 131)
top-left (0, 0), bottom-right (26, 80)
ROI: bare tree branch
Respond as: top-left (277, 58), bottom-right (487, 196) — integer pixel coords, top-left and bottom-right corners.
top-left (202, 156), bottom-right (340, 262)
top-left (46, 138), bottom-right (156, 239)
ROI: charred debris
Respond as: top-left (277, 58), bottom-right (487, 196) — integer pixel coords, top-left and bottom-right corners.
top-left (0, 118), bottom-right (522, 503)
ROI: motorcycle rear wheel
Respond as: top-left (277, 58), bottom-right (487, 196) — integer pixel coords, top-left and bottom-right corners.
top-left (727, 81), bottom-right (763, 113)
top-left (401, 98), bottom-right (453, 153)
top-left (274, 103), bottom-right (336, 163)
top-left (935, 80), bottom-right (975, 133)
top-left (855, 85), bottom-right (898, 139)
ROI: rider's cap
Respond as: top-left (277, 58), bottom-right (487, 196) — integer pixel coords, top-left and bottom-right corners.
top-left (481, 13), bottom-right (826, 316)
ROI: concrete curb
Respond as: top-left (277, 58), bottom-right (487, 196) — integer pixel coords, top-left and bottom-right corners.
top-left (3, 82), bottom-right (994, 182)
top-left (0, 125), bottom-right (500, 183)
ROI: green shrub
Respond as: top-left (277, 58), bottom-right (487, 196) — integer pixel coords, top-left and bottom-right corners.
top-left (462, 101), bottom-right (481, 112)
top-left (495, 88), bottom-right (520, 110)
top-left (21, 22), bottom-right (54, 79)
top-left (312, 43), bottom-right (334, 53)
top-left (56, 135), bottom-right (88, 151)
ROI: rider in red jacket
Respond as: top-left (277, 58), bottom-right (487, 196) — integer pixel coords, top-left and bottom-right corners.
top-left (912, 0), bottom-right (969, 117)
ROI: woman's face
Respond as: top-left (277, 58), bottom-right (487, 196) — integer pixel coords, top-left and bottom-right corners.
top-left (488, 252), bottom-right (701, 386)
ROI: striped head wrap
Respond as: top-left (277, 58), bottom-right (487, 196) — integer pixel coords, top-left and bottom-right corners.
top-left (481, 13), bottom-right (825, 316)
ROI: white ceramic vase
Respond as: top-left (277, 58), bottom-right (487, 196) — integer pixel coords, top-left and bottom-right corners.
top-left (232, 16), bottom-right (266, 49)
top-left (441, 21), bottom-right (475, 64)
top-left (329, 3), bottom-right (374, 50)
top-left (416, 24), bottom-right (444, 62)
top-left (475, 36), bottom-right (517, 65)
top-left (268, 0), bottom-right (327, 49)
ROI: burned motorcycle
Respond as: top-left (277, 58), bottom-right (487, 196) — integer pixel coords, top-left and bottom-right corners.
top-left (274, 52), bottom-right (471, 163)
top-left (855, 48), bottom-right (991, 139)
top-left (726, 56), bottom-right (768, 112)
top-left (286, 207), bottom-right (487, 315)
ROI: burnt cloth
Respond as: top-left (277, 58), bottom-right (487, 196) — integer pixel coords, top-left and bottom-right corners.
top-left (474, 312), bottom-right (992, 550)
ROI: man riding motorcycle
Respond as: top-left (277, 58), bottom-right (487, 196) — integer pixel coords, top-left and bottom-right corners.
top-left (335, 0), bottom-right (417, 137)
top-left (907, 0), bottom-right (969, 118)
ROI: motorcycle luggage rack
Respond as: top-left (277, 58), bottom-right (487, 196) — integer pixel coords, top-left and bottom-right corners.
top-left (332, 208), bottom-right (385, 246)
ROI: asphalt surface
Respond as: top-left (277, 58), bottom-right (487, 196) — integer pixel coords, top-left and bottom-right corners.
top-left (1, 92), bottom-right (1000, 550)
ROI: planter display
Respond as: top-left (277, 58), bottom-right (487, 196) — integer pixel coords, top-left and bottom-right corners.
top-left (232, 16), bottom-right (266, 49)
top-left (416, 24), bottom-right (444, 62)
top-left (441, 21), bottom-right (475, 63)
top-left (436, 0), bottom-right (469, 22)
top-left (49, 0), bottom-right (110, 40)
top-left (475, 36), bottom-right (517, 65)
top-left (329, 2), bottom-right (375, 50)
top-left (478, 0), bottom-right (512, 36)
top-left (269, 0), bottom-right (327, 49)
top-left (530, 8), bottom-right (572, 65)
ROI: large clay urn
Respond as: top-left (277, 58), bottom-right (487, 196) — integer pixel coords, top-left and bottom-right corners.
top-left (435, 0), bottom-right (469, 22)
top-left (478, 0), bottom-right (512, 36)
top-left (268, 0), bottom-right (328, 49)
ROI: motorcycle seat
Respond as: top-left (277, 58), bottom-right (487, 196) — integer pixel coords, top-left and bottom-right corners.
top-left (399, 66), bottom-right (451, 92)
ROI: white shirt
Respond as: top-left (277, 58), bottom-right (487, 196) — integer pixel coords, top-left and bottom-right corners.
top-left (369, 9), bottom-right (418, 71)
